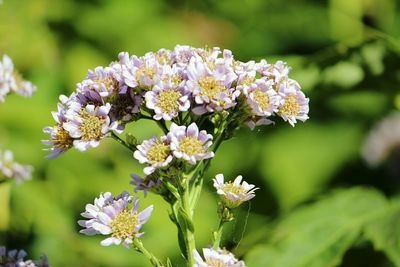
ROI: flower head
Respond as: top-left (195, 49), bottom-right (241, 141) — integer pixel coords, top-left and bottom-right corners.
top-left (0, 246), bottom-right (49, 267)
top-left (79, 192), bottom-right (153, 248)
top-left (168, 123), bottom-right (214, 164)
top-left (0, 149), bottom-right (32, 184)
top-left (193, 247), bottom-right (246, 267)
top-left (278, 79), bottom-right (309, 126)
top-left (134, 135), bottom-right (173, 175)
top-left (362, 112), bottom-right (400, 167)
top-left (63, 103), bottom-right (118, 151)
top-left (213, 174), bottom-right (258, 209)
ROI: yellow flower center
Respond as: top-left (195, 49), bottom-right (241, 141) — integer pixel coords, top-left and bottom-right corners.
top-left (205, 259), bottom-right (228, 267)
top-left (239, 76), bottom-right (255, 86)
top-left (156, 90), bottom-right (181, 114)
top-left (179, 137), bottom-right (205, 156)
top-left (171, 74), bottom-right (183, 85)
top-left (147, 141), bottom-right (170, 164)
top-left (54, 126), bottom-right (73, 149)
top-left (79, 109), bottom-right (105, 140)
top-left (97, 77), bottom-right (119, 94)
top-left (253, 89), bottom-right (270, 111)
top-left (111, 209), bottom-right (139, 240)
top-left (198, 76), bottom-right (225, 100)
top-left (223, 182), bottom-right (246, 196)
top-left (279, 95), bottom-right (300, 117)
top-left (136, 66), bottom-right (156, 88)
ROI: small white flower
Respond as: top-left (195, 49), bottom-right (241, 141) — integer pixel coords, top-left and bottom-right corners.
top-left (133, 135), bottom-right (173, 175)
top-left (193, 247), bottom-right (246, 267)
top-left (278, 79), bottom-right (309, 126)
top-left (213, 174), bottom-right (258, 209)
top-left (362, 112), bottom-right (400, 167)
top-left (79, 192), bottom-right (153, 248)
top-left (0, 149), bottom-right (32, 183)
top-left (168, 123), bottom-right (214, 165)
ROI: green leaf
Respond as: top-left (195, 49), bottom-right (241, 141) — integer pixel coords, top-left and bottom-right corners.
top-left (246, 187), bottom-right (388, 267)
top-left (364, 198), bottom-right (400, 267)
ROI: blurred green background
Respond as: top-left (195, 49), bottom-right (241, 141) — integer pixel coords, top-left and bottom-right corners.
top-left (1, 0), bottom-right (400, 266)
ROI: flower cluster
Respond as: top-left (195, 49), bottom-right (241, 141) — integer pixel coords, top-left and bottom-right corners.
top-left (362, 112), bottom-right (400, 167)
top-left (0, 55), bottom-right (36, 103)
top-left (78, 192), bottom-right (153, 248)
top-left (193, 247), bottom-right (245, 267)
top-left (134, 122), bottom-right (214, 175)
top-left (0, 246), bottom-right (49, 267)
top-left (0, 149), bottom-right (32, 184)
top-left (43, 45), bottom-right (309, 158)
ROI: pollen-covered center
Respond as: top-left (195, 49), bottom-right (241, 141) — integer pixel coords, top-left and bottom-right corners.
top-left (147, 141), bottom-right (170, 164)
top-left (79, 109), bottom-right (105, 140)
top-left (279, 95), bottom-right (300, 116)
top-left (239, 76), bottom-right (255, 87)
top-left (198, 76), bottom-right (225, 100)
top-left (136, 66), bottom-right (156, 87)
top-left (54, 126), bottom-right (73, 149)
top-left (156, 90), bottom-right (181, 114)
top-left (253, 89), bottom-right (270, 111)
top-left (223, 182), bottom-right (246, 196)
top-left (205, 259), bottom-right (228, 267)
top-left (179, 136), bottom-right (205, 156)
top-left (97, 77), bottom-right (119, 94)
top-left (111, 209), bottom-right (139, 240)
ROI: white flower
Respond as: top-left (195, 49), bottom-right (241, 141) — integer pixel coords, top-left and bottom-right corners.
top-left (79, 192), bottom-right (153, 248)
top-left (145, 81), bottom-right (191, 121)
top-left (278, 79), bottom-right (309, 126)
top-left (0, 149), bottom-right (32, 183)
top-left (168, 123), bottom-right (214, 164)
top-left (213, 174), bottom-right (258, 208)
top-left (193, 247), bottom-right (246, 267)
top-left (362, 112), bottom-right (400, 167)
top-left (133, 135), bottom-right (173, 175)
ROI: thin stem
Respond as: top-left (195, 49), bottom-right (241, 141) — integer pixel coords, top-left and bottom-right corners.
top-left (156, 120), bottom-right (169, 135)
top-left (133, 239), bottom-right (164, 267)
top-left (213, 219), bottom-right (225, 250)
top-left (110, 132), bottom-right (135, 152)
top-left (180, 178), bottom-right (196, 266)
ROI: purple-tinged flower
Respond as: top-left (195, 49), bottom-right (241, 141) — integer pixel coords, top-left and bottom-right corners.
top-left (63, 103), bottom-right (118, 151)
top-left (0, 246), bottom-right (49, 267)
top-left (186, 55), bottom-right (239, 115)
top-left (145, 82), bottom-right (191, 121)
top-left (213, 174), bottom-right (258, 209)
top-left (257, 60), bottom-right (291, 85)
top-left (362, 112), bottom-right (400, 167)
top-left (134, 135), bottom-right (173, 175)
top-left (0, 149), bottom-right (33, 184)
top-left (244, 78), bottom-right (281, 117)
top-left (168, 123), bottom-right (214, 164)
top-left (78, 66), bottom-right (122, 99)
top-left (277, 79), bottom-right (309, 126)
top-left (0, 54), bottom-right (36, 102)
top-left (130, 173), bottom-right (163, 197)
top-left (123, 53), bottom-right (164, 90)
top-left (193, 247), bottom-right (246, 267)
top-left (79, 192), bottom-right (153, 248)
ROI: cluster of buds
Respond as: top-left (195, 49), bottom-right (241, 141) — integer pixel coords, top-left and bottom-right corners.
top-left (0, 55), bottom-right (36, 103)
top-left (0, 149), bottom-right (32, 184)
top-left (45, 45), bottom-right (309, 267)
top-left (0, 246), bottom-right (49, 267)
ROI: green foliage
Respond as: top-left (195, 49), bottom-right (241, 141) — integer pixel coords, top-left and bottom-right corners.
top-left (245, 187), bottom-right (398, 267)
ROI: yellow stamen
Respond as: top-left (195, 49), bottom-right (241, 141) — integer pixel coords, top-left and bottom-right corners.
top-left (79, 109), bottom-right (105, 140)
top-left (198, 76), bottom-right (225, 100)
top-left (156, 90), bottom-right (181, 114)
top-left (279, 95), bottom-right (300, 116)
top-left (111, 209), bottom-right (139, 240)
top-left (253, 89), bottom-right (270, 111)
top-left (147, 141), bottom-right (170, 164)
top-left (53, 126), bottom-right (73, 149)
top-left (179, 137), bottom-right (205, 156)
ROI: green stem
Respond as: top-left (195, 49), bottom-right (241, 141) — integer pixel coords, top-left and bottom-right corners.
top-left (110, 132), bottom-right (134, 152)
top-left (213, 219), bottom-right (225, 250)
top-left (181, 178), bottom-right (196, 266)
top-left (133, 239), bottom-right (164, 267)
top-left (156, 120), bottom-right (169, 135)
